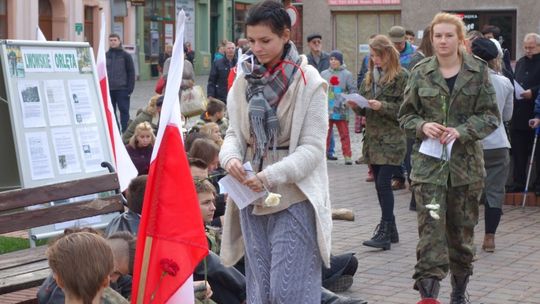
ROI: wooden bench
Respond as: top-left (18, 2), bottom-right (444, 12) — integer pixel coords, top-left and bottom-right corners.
top-left (0, 172), bottom-right (125, 297)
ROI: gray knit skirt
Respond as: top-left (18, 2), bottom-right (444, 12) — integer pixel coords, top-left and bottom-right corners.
top-left (239, 200), bottom-right (322, 304)
top-left (483, 148), bottom-right (510, 209)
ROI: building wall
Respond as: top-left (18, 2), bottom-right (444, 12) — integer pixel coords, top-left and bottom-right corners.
top-left (401, 0), bottom-right (540, 59)
top-left (303, 0), bottom-right (540, 76)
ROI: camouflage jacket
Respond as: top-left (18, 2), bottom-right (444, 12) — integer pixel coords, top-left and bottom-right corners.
top-left (354, 69), bottom-right (408, 165)
top-left (398, 53), bottom-right (500, 187)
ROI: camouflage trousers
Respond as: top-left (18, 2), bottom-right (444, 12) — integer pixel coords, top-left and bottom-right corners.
top-left (412, 180), bottom-right (483, 281)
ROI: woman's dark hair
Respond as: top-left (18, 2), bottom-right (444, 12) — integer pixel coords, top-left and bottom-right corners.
top-left (189, 138), bottom-right (220, 167)
top-left (245, 0), bottom-right (290, 36)
top-left (418, 26), bottom-right (434, 57)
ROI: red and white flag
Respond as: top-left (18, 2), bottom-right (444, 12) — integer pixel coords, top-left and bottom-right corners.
top-left (96, 13), bottom-right (137, 191)
top-left (131, 10), bottom-right (208, 304)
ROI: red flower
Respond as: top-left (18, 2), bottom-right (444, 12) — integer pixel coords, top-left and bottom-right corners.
top-left (160, 258), bottom-right (179, 277)
top-left (329, 75), bottom-right (340, 86)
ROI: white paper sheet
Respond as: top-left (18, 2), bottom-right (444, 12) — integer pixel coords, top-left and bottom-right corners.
top-left (77, 126), bottom-right (104, 172)
top-left (218, 162), bottom-right (267, 209)
top-left (419, 138), bottom-right (455, 161)
top-left (343, 93), bottom-right (370, 108)
top-left (68, 79), bottom-right (96, 124)
top-left (44, 80), bottom-right (71, 126)
top-left (514, 82), bottom-right (525, 100)
top-left (18, 80), bottom-right (46, 128)
top-left (25, 132), bottom-right (54, 180)
top-left (51, 127), bottom-right (82, 174)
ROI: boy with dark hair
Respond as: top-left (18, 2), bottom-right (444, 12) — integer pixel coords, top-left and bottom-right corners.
top-left (194, 98), bottom-right (229, 137)
top-left (105, 175), bottom-right (148, 236)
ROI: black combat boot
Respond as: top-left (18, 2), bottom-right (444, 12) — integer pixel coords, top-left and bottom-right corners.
top-left (450, 274), bottom-right (470, 304)
top-left (390, 217), bottom-right (399, 243)
top-left (416, 277), bottom-right (440, 299)
top-left (362, 220), bottom-right (391, 250)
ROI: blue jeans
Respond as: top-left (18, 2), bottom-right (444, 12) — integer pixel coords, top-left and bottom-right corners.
top-left (110, 89), bottom-right (131, 133)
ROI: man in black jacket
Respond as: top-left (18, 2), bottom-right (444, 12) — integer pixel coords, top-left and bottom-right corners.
top-left (207, 41), bottom-right (236, 103)
top-left (106, 33), bottom-right (135, 133)
top-left (509, 33), bottom-right (540, 193)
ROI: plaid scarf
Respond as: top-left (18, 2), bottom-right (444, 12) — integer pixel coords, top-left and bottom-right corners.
top-left (242, 42), bottom-right (301, 165)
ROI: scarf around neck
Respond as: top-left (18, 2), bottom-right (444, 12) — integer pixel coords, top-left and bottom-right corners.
top-left (242, 41), bottom-right (302, 165)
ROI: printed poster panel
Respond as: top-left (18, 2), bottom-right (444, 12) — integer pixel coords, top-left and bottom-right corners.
top-left (77, 126), bottom-right (104, 172)
top-left (18, 80), bottom-right (46, 128)
top-left (21, 47), bottom-right (54, 73)
top-left (50, 127), bottom-right (82, 174)
top-left (20, 47), bottom-right (79, 73)
top-left (68, 79), bottom-right (96, 124)
top-left (25, 132), bottom-right (54, 180)
top-left (44, 80), bottom-right (71, 126)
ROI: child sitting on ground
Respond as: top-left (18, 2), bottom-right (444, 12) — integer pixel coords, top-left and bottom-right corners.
top-left (46, 231), bottom-right (128, 304)
top-left (126, 122), bottom-right (155, 175)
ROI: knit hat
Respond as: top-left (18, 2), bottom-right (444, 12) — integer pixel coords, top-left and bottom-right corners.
top-left (307, 33), bottom-right (322, 43)
top-left (330, 50), bottom-right (343, 65)
top-left (471, 38), bottom-right (498, 62)
top-left (489, 38), bottom-right (503, 58)
top-left (388, 26), bottom-right (406, 43)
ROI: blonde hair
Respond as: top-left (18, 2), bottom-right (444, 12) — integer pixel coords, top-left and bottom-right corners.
top-left (430, 12), bottom-right (467, 55)
top-left (364, 35), bottom-right (401, 89)
top-left (195, 178), bottom-right (216, 195)
top-left (46, 232), bottom-right (113, 304)
top-left (200, 122), bottom-right (223, 146)
top-left (128, 121), bottom-right (155, 148)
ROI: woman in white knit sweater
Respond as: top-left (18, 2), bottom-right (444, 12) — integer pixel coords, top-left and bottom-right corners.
top-left (218, 1), bottom-right (332, 302)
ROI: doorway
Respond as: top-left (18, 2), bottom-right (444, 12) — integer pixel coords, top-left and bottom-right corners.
top-left (333, 12), bottom-right (401, 80)
top-left (38, 0), bottom-right (52, 40)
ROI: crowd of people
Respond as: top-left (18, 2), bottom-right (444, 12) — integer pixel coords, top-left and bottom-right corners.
top-left (38, 0), bottom-right (540, 303)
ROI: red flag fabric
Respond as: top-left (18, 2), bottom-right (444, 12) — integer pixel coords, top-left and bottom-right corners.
top-left (131, 10), bottom-right (208, 304)
top-left (96, 13), bottom-right (137, 191)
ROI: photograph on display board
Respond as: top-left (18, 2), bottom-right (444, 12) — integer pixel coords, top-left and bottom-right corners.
top-left (50, 127), bottom-right (82, 175)
top-left (67, 79), bottom-right (96, 124)
top-left (76, 47), bottom-right (93, 74)
top-left (7, 46), bottom-right (25, 77)
top-left (18, 80), bottom-right (47, 128)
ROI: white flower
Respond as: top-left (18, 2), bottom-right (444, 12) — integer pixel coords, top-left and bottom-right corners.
top-left (264, 192), bottom-right (281, 207)
top-left (426, 203), bottom-right (440, 211)
top-left (429, 210), bottom-right (440, 220)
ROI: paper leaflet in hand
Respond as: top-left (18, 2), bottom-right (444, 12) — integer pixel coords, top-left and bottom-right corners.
top-left (218, 162), bottom-right (267, 209)
top-left (342, 93), bottom-right (370, 108)
top-left (514, 82), bottom-right (525, 100)
top-left (419, 138), bottom-right (455, 161)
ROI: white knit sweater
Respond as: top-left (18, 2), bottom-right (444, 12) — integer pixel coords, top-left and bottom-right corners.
top-left (219, 55), bottom-right (333, 267)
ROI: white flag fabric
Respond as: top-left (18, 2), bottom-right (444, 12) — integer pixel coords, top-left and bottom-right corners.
top-left (96, 12), bottom-right (138, 191)
top-left (36, 26), bottom-right (46, 41)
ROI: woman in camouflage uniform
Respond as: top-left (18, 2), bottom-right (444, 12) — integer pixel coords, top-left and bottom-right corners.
top-left (349, 34), bottom-right (408, 251)
top-left (399, 13), bottom-right (500, 304)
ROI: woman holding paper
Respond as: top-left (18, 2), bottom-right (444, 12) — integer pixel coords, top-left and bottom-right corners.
top-left (348, 34), bottom-right (408, 251)
top-left (398, 13), bottom-right (499, 303)
top-left (218, 1), bottom-right (331, 302)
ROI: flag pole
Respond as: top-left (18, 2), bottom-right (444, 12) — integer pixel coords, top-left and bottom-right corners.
top-left (136, 236), bottom-right (153, 304)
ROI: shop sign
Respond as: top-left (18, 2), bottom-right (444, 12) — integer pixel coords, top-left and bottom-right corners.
top-left (131, 0), bottom-right (145, 6)
top-left (74, 23), bottom-right (83, 35)
top-left (328, 0), bottom-right (400, 5)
